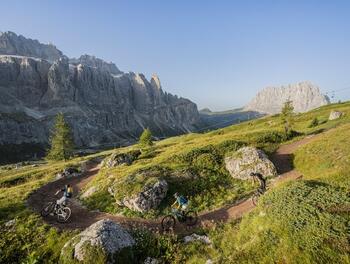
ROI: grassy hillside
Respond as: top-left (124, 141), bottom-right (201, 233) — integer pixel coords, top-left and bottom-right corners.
top-left (0, 101), bottom-right (349, 263)
top-left (82, 101), bottom-right (350, 218)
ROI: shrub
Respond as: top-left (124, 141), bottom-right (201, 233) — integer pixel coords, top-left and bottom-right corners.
top-left (256, 131), bottom-right (286, 144)
top-left (308, 117), bottom-right (319, 128)
top-left (216, 140), bottom-right (246, 154)
top-left (174, 145), bottom-right (223, 164)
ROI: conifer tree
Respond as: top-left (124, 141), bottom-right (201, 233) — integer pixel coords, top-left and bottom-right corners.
top-left (281, 100), bottom-right (295, 136)
top-left (47, 113), bottom-right (75, 161)
top-left (139, 128), bottom-right (153, 147)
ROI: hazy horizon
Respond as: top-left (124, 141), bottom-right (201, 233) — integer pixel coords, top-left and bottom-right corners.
top-left (1, 0), bottom-right (350, 111)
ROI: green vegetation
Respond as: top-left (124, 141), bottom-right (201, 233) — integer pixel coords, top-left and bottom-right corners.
top-left (308, 116), bottom-right (319, 127)
top-left (47, 113), bottom-right (75, 161)
top-left (281, 100), bottom-right (295, 135)
top-left (1, 101), bottom-right (350, 263)
top-left (139, 128), bottom-right (153, 147)
top-left (82, 101), bottom-right (350, 219)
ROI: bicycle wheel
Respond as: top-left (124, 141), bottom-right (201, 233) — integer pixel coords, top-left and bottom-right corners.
top-left (41, 202), bottom-right (55, 217)
top-left (185, 210), bottom-right (198, 226)
top-left (161, 215), bottom-right (176, 231)
top-left (252, 193), bottom-right (259, 206)
top-left (57, 207), bottom-right (71, 223)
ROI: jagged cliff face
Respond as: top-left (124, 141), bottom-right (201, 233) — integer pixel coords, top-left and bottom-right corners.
top-left (0, 32), bottom-right (201, 152)
top-left (244, 81), bottom-right (330, 114)
top-left (0, 31), bottom-right (63, 61)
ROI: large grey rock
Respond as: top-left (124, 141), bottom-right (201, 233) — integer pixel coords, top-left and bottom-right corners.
top-left (329, 110), bottom-right (343, 120)
top-left (244, 81), bottom-right (330, 114)
top-left (225, 147), bottom-right (277, 180)
top-left (122, 180), bottom-right (168, 213)
top-left (61, 219), bottom-right (135, 263)
top-left (0, 32), bottom-right (201, 158)
top-left (102, 150), bottom-right (141, 168)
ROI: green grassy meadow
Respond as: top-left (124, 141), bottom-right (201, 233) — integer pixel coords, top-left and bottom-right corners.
top-left (0, 101), bottom-right (349, 263)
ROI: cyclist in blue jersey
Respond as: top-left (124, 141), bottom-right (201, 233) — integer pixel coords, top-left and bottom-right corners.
top-left (172, 192), bottom-right (189, 216)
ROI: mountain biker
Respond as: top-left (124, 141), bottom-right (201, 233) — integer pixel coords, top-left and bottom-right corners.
top-left (250, 172), bottom-right (266, 194)
top-left (55, 184), bottom-right (73, 206)
top-left (172, 192), bottom-right (189, 216)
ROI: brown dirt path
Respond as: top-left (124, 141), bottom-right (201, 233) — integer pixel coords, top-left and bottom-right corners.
top-left (27, 134), bottom-right (320, 233)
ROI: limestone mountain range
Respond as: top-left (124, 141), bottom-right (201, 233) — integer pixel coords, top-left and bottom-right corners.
top-left (0, 31), bottom-right (202, 160)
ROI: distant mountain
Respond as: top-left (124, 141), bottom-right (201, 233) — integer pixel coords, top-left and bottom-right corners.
top-left (244, 81), bottom-right (330, 114)
top-left (0, 31), bottom-right (202, 162)
top-left (199, 108), bottom-right (264, 131)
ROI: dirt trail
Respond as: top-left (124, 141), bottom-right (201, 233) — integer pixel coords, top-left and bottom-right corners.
top-left (27, 134), bottom-right (320, 233)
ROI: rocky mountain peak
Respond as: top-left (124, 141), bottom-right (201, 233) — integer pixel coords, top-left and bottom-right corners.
top-left (150, 74), bottom-right (162, 90)
top-left (69, 54), bottom-right (122, 75)
top-left (0, 31), bottom-right (63, 61)
top-left (244, 81), bottom-right (330, 114)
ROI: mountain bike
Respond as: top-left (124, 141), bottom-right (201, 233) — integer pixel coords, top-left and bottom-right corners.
top-left (41, 200), bottom-right (71, 223)
top-left (161, 207), bottom-right (198, 231)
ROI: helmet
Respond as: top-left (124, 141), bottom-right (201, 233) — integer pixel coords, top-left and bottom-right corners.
top-left (174, 192), bottom-right (179, 198)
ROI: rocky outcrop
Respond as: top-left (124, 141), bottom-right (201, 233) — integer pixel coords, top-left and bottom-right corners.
top-left (329, 110), bottom-right (343, 120)
top-left (244, 81), bottom-right (330, 114)
top-left (225, 147), bottom-right (277, 180)
top-left (0, 32), bottom-right (201, 161)
top-left (69, 54), bottom-right (122, 75)
top-left (102, 150), bottom-right (141, 168)
top-left (117, 179), bottom-right (168, 213)
top-left (60, 219), bottom-right (135, 263)
top-left (56, 167), bottom-right (81, 180)
top-left (0, 31), bottom-right (63, 61)
top-left (81, 186), bottom-right (98, 199)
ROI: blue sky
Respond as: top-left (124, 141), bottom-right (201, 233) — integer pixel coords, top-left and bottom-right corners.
top-left (1, 0), bottom-right (350, 110)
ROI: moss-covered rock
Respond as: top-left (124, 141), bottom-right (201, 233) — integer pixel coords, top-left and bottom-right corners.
top-left (60, 219), bottom-right (135, 263)
top-left (224, 146), bottom-right (277, 179)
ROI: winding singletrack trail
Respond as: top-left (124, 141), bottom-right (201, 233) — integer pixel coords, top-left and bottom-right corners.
top-left (27, 134), bottom-right (320, 233)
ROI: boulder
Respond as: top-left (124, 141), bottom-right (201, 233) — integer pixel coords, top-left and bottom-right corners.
top-left (144, 257), bottom-right (160, 264)
top-left (56, 167), bottom-right (81, 180)
top-left (225, 147), bottom-right (277, 180)
top-left (329, 110), bottom-right (343, 120)
top-left (81, 186), bottom-right (98, 199)
top-left (102, 150), bottom-right (141, 168)
top-left (184, 234), bottom-right (212, 245)
top-left (122, 180), bottom-right (168, 213)
top-left (60, 219), bottom-right (135, 263)
top-left (4, 219), bottom-right (16, 227)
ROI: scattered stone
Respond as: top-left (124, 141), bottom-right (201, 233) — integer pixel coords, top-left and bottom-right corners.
top-left (225, 147), bottom-right (277, 180)
top-left (184, 234), bottom-right (212, 245)
top-left (60, 219), bottom-right (135, 263)
top-left (123, 180), bottom-right (168, 213)
top-left (144, 257), bottom-right (159, 264)
top-left (81, 186), bottom-right (98, 199)
top-left (5, 219), bottom-right (16, 227)
top-left (56, 167), bottom-right (81, 180)
top-left (329, 110), bottom-right (343, 120)
top-left (102, 150), bottom-right (141, 168)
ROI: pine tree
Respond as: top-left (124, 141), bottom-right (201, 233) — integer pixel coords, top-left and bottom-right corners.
top-left (47, 113), bottom-right (75, 161)
top-left (281, 100), bottom-right (295, 136)
top-left (139, 128), bottom-right (153, 147)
